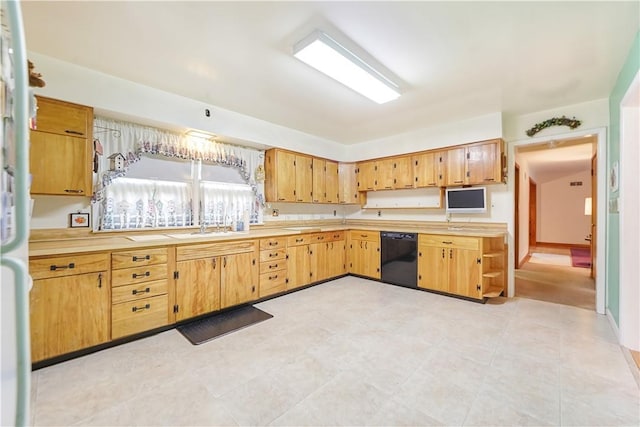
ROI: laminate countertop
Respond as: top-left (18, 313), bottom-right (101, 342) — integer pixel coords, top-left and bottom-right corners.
top-left (29, 221), bottom-right (507, 258)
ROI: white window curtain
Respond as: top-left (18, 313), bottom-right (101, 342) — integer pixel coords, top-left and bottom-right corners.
top-left (201, 182), bottom-right (257, 226)
top-left (101, 178), bottom-right (192, 230)
top-left (92, 116), bottom-right (266, 231)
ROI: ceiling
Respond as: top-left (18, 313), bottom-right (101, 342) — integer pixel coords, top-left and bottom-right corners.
top-left (21, 1), bottom-right (639, 146)
top-left (515, 135), bottom-right (595, 183)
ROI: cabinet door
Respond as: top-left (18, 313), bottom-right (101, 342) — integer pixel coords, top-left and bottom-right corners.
top-left (310, 242), bottom-right (330, 282)
top-left (445, 146), bottom-right (467, 186)
top-left (175, 257), bottom-right (220, 321)
top-left (392, 156), bottom-right (414, 189)
top-left (357, 161), bottom-right (377, 191)
top-left (466, 141), bottom-right (502, 185)
top-left (30, 131), bottom-right (91, 195)
top-left (295, 155), bottom-right (313, 202)
top-left (312, 158), bottom-right (326, 203)
top-left (287, 245), bottom-right (310, 289)
top-left (221, 252), bottom-right (258, 308)
top-left (376, 159), bottom-right (394, 190)
top-left (413, 151), bottom-right (445, 188)
top-left (449, 248), bottom-right (482, 298)
top-left (363, 240), bottom-right (381, 279)
top-left (327, 240), bottom-right (346, 277)
top-left (34, 96), bottom-right (91, 137)
top-left (30, 272), bottom-right (109, 362)
top-left (276, 151), bottom-right (297, 202)
top-left (349, 239), bottom-right (365, 276)
top-left (338, 162), bottom-right (358, 204)
top-left (325, 160), bottom-right (339, 203)
top-left (418, 246), bottom-right (449, 292)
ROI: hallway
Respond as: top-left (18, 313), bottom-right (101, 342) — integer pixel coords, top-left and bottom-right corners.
top-left (515, 247), bottom-right (595, 311)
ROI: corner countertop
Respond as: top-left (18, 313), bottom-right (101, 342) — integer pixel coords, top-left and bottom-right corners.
top-left (29, 220), bottom-right (507, 257)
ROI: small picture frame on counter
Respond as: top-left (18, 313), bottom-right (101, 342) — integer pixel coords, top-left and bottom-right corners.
top-left (69, 212), bottom-right (90, 228)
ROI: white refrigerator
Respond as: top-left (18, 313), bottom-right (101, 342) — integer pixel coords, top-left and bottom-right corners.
top-left (1, 1), bottom-right (31, 426)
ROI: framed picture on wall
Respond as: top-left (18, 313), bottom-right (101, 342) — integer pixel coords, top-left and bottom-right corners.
top-left (69, 212), bottom-right (90, 228)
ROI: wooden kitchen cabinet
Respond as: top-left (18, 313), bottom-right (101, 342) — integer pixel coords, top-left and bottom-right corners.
top-left (30, 96), bottom-right (93, 196)
top-left (338, 162), bottom-right (359, 204)
top-left (413, 150), bottom-right (446, 188)
top-left (418, 234), bottom-right (505, 300)
top-left (265, 149), bottom-right (313, 203)
top-left (445, 139), bottom-right (504, 187)
top-left (286, 234), bottom-right (312, 290)
top-left (175, 257), bottom-right (220, 321)
top-left (356, 160), bottom-right (377, 191)
top-left (312, 158), bottom-right (326, 203)
top-left (111, 248), bottom-right (170, 338)
top-left (324, 160), bottom-right (340, 203)
top-left (258, 237), bottom-right (288, 298)
top-left (348, 230), bottom-right (380, 279)
top-left (391, 156), bottom-right (415, 189)
top-left (29, 252), bottom-right (110, 362)
top-left (175, 240), bottom-right (259, 312)
top-left (376, 159), bottom-right (395, 190)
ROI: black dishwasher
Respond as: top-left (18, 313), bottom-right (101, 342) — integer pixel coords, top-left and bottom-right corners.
top-left (380, 232), bottom-right (418, 288)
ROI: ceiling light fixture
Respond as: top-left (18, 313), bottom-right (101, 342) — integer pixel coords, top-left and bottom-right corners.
top-left (293, 30), bottom-right (400, 104)
top-left (185, 129), bottom-right (216, 140)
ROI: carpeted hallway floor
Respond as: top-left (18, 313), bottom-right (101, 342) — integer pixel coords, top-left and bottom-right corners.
top-left (515, 248), bottom-right (595, 311)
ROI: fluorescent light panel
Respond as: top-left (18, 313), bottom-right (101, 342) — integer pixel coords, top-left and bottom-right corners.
top-left (185, 130), bottom-right (216, 140)
top-left (293, 31), bottom-right (400, 104)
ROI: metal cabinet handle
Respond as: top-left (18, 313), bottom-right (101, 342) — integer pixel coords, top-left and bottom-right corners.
top-left (268, 274), bottom-right (278, 280)
top-left (132, 304), bottom-right (151, 312)
top-left (64, 129), bottom-right (84, 136)
top-left (50, 262), bottom-right (75, 271)
top-left (132, 287), bottom-right (150, 295)
top-left (132, 271), bottom-right (150, 279)
top-left (442, 241), bottom-right (453, 244)
top-left (63, 189), bottom-right (84, 193)
top-left (132, 255), bottom-right (150, 262)
top-left (269, 264), bottom-right (278, 269)
top-left (98, 272), bottom-right (102, 288)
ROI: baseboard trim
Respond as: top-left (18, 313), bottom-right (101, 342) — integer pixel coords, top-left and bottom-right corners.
top-left (535, 242), bottom-right (590, 249)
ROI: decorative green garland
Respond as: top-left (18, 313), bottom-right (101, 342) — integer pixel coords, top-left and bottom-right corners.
top-left (526, 116), bottom-right (581, 137)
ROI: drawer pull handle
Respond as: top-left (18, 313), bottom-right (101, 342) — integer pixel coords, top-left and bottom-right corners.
top-left (132, 271), bottom-right (151, 279)
top-left (269, 242), bottom-right (278, 246)
top-left (132, 304), bottom-right (151, 312)
top-left (63, 189), bottom-right (84, 193)
top-left (98, 273), bottom-right (102, 288)
top-left (269, 253), bottom-right (278, 258)
top-left (268, 274), bottom-right (278, 280)
top-left (64, 129), bottom-right (84, 136)
top-left (296, 238), bottom-right (303, 242)
top-left (132, 287), bottom-right (151, 295)
top-left (360, 234), bottom-right (368, 238)
top-left (269, 264), bottom-right (278, 269)
top-left (50, 263), bottom-right (75, 271)
top-left (132, 255), bottom-right (151, 262)
top-left (442, 241), bottom-right (453, 244)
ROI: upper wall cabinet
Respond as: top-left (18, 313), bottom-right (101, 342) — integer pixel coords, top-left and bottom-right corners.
top-left (413, 150), bottom-right (446, 188)
top-left (30, 96), bottom-right (94, 196)
top-left (338, 163), bottom-right (359, 204)
top-left (265, 149), bottom-right (312, 203)
top-left (445, 139), bottom-right (504, 187)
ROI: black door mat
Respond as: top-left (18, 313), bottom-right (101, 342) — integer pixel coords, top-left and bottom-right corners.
top-left (177, 306), bottom-right (273, 345)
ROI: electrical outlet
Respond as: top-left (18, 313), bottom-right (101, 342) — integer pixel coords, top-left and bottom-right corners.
top-left (333, 210), bottom-right (336, 216)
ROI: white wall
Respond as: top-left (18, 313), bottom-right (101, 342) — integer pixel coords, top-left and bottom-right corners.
top-left (344, 113), bottom-right (502, 162)
top-left (537, 170), bottom-right (592, 245)
top-left (503, 98), bottom-right (609, 142)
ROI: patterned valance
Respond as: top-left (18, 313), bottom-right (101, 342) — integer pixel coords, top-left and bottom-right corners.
top-left (93, 116), bottom-right (265, 206)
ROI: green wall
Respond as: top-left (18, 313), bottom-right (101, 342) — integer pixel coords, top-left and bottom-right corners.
top-left (607, 31), bottom-right (640, 325)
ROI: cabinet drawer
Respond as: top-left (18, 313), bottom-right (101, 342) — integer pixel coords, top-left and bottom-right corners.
top-left (177, 240), bottom-right (256, 261)
top-left (30, 253), bottom-right (109, 280)
top-left (259, 271), bottom-right (287, 297)
top-left (34, 96), bottom-right (92, 138)
top-left (259, 260), bottom-right (287, 274)
top-left (259, 248), bottom-right (286, 262)
top-left (287, 234), bottom-right (312, 247)
top-left (112, 295), bottom-right (168, 339)
top-left (419, 234), bottom-right (480, 250)
top-left (112, 247), bottom-right (168, 269)
top-left (111, 264), bottom-right (168, 287)
top-left (313, 231), bottom-right (344, 243)
top-left (259, 237), bottom-right (287, 250)
top-left (348, 230), bottom-right (379, 242)
top-left (112, 279), bottom-right (168, 304)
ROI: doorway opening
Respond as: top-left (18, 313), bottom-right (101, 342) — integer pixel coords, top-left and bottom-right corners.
top-left (513, 135), bottom-right (597, 310)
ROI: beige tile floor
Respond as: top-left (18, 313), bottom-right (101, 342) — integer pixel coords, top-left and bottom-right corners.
top-left (31, 277), bottom-right (639, 426)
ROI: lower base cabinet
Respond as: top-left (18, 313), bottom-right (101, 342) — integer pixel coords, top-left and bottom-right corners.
top-left (29, 253), bottom-right (110, 363)
top-left (418, 234), bottom-right (505, 300)
top-left (348, 230), bottom-right (380, 279)
top-left (175, 257), bottom-right (220, 321)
